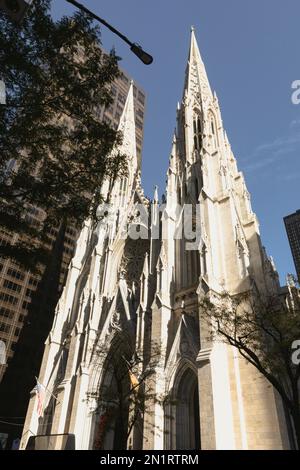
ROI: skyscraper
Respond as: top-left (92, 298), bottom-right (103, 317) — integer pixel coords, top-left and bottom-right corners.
top-left (284, 209), bottom-right (300, 282)
top-left (20, 29), bottom-right (290, 450)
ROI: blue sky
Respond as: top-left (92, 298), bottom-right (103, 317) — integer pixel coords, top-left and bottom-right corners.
top-left (52, 1), bottom-right (300, 284)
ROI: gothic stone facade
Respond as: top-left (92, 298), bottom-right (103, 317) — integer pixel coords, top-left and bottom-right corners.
top-left (20, 30), bottom-right (290, 450)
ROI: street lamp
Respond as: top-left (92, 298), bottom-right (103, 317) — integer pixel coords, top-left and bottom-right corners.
top-left (1, 0), bottom-right (153, 65)
top-left (66, 0), bottom-right (153, 65)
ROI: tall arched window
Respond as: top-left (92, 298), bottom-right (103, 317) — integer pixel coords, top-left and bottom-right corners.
top-left (140, 274), bottom-right (145, 304)
top-left (164, 367), bottom-right (201, 450)
top-left (193, 114), bottom-right (202, 151)
top-left (209, 113), bottom-right (218, 151)
top-left (195, 177), bottom-right (199, 200)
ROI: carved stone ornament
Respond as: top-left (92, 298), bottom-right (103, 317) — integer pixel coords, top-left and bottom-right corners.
top-left (119, 238), bottom-right (150, 286)
top-left (110, 311), bottom-right (122, 332)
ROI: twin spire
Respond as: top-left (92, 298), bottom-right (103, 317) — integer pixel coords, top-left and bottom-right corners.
top-left (184, 26), bottom-right (213, 101)
top-left (116, 28), bottom-right (213, 187)
top-left (117, 80), bottom-right (137, 166)
top-left (117, 27), bottom-right (211, 170)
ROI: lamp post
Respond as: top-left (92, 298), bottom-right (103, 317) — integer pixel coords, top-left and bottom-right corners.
top-left (66, 0), bottom-right (153, 65)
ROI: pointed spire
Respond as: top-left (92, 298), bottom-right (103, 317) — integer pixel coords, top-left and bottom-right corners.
top-left (153, 185), bottom-right (159, 203)
top-left (169, 132), bottom-right (177, 172)
top-left (117, 82), bottom-right (137, 165)
top-left (157, 240), bottom-right (167, 269)
top-left (184, 27), bottom-right (213, 102)
top-left (171, 131), bottom-right (177, 148)
top-left (171, 131), bottom-right (177, 155)
top-left (142, 252), bottom-right (149, 277)
top-left (224, 130), bottom-right (230, 148)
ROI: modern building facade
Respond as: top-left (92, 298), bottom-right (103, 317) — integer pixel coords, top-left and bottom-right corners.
top-left (284, 210), bottom-right (300, 282)
top-left (20, 30), bottom-right (291, 450)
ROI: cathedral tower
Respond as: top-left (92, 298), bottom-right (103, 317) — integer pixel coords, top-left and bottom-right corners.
top-left (20, 30), bottom-right (289, 450)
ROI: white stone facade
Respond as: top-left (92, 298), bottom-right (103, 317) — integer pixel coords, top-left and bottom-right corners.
top-left (20, 30), bottom-right (290, 450)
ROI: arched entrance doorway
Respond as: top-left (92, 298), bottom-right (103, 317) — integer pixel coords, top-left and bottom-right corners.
top-left (176, 368), bottom-right (200, 449)
top-left (92, 356), bottom-right (131, 450)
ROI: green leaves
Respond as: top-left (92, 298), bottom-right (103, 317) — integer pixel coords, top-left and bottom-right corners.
top-left (0, 0), bottom-right (127, 269)
top-left (199, 289), bottom-right (300, 444)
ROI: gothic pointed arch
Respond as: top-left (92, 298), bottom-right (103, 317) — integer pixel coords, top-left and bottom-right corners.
top-left (193, 107), bottom-right (203, 154)
top-left (164, 361), bottom-right (200, 450)
top-left (90, 332), bottom-right (134, 450)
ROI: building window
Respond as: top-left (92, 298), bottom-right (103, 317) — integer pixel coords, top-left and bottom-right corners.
top-left (25, 288), bottom-right (35, 298)
top-left (193, 115), bottom-right (202, 151)
top-left (136, 108), bottom-right (144, 119)
top-left (119, 73), bottom-right (129, 84)
top-left (22, 300), bottom-right (31, 310)
top-left (118, 94), bottom-right (126, 105)
top-left (7, 267), bottom-right (25, 281)
top-left (138, 91), bottom-right (145, 105)
top-left (28, 277), bottom-right (39, 287)
top-left (3, 279), bottom-right (22, 293)
top-left (0, 307), bottom-right (14, 319)
top-left (135, 119), bottom-right (143, 131)
top-left (0, 237), bottom-right (9, 246)
top-left (0, 322), bottom-right (11, 334)
top-left (0, 292), bottom-right (18, 305)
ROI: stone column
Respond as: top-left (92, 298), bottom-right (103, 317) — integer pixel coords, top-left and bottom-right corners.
top-left (196, 347), bottom-right (216, 449)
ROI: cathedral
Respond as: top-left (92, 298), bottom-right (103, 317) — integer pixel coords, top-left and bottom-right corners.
top-left (20, 29), bottom-right (290, 450)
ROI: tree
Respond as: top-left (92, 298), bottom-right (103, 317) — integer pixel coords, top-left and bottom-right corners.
top-left (0, 0), bottom-right (127, 270)
top-left (199, 282), bottom-right (300, 449)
